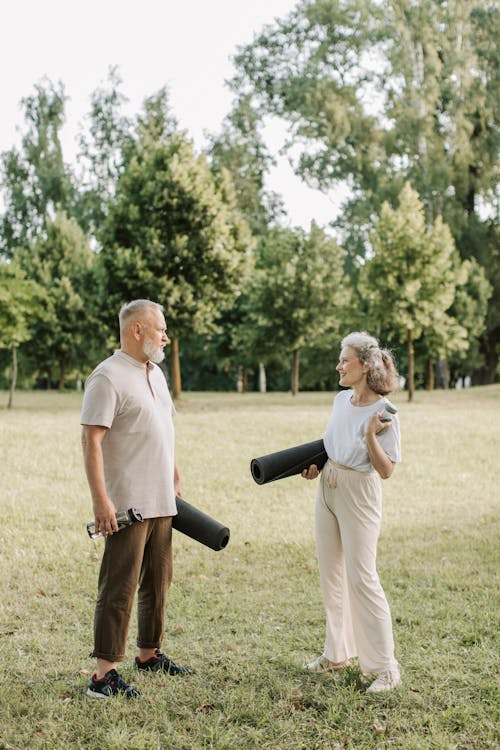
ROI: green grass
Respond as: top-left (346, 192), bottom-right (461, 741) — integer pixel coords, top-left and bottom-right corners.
top-left (0, 387), bottom-right (499, 749)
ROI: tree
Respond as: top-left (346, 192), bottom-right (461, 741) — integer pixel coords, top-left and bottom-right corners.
top-left (207, 95), bottom-right (284, 234)
top-left (243, 222), bottom-right (351, 395)
top-left (435, 256), bottom-right (492, 386)
top-left (100, 91), bottom-right (253, 397)
top-left (360, 183), bottom-right (489, 400)
top-left (75, 67), bottom-right (134, 238)
top-left (206, 96), bottom-right (286, 390)
top-left (232, 0), bottom-right (500, 378)
top-left (16, 211), bottom-right (101, 389)
top-left (0, 263), bottom-right (41, 407)
top-left (0, 79), bottom-right (75, 258)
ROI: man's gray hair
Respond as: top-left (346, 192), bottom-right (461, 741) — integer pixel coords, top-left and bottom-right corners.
top-left (119, 299), bottom-right (164, 332)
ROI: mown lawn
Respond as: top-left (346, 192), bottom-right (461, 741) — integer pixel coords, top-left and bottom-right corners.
top-left (0, 386), bottom-right (498, 749)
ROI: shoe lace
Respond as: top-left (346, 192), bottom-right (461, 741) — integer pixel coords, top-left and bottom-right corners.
top-left (107, 670), bottom-right (132, 692)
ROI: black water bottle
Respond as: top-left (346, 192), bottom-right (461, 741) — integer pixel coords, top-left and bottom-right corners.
top-left (86, 508), bottom-right (143, 539)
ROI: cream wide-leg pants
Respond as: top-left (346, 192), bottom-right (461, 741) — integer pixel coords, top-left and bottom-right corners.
top-left (314, 459), bottom-right (398, 675)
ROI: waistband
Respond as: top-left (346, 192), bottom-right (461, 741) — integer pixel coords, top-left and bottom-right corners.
top-left (327, 459), bottom-right (355, 472)
top-left (323, 458), bottom-right (375, 488)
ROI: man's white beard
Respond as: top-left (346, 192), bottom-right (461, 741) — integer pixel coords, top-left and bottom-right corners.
top-left (143, 339), bottom-right (165, 364)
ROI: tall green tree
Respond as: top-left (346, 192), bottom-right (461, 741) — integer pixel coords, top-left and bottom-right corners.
top-left (360, 183), bottom-right (490, 400)
top-left (232, 0), bottom-right (499, 378)
top-left (207, 95), bottom-right (284, 234)
top-left (100, 91), bottom-right (253, 397)
top-left (0, 79), bottom-right (75, 258)
top-left (434, 255), bottom-right (493, 386)
top-left (0, 263), bottom-right (41, 407)
top-left (16, 211), bottom-right (100, 389)
top-left (75, 67), bottom-right (133, 237)
top-left (206, 96), bottom-right (285, 390)
top-left (242, 221), bottom-right (351, 395)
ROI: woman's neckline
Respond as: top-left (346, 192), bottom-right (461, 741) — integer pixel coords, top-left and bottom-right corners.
top-left (349, 392), bottom-right (384, 408)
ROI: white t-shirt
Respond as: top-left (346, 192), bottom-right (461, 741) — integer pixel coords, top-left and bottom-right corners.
top-left (80, 350), bottom-right (177, 518)
top-left (323, 389), bottom-right (402, 473)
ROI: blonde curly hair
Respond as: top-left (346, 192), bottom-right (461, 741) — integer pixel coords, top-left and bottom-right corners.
top-left (341, 332), bottom-right (399, 396)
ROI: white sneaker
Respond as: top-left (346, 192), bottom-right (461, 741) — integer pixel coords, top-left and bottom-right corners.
top-left (304, 655), bottom-right (350, 673)
top-left (366, 668), bottom-right (402, 693)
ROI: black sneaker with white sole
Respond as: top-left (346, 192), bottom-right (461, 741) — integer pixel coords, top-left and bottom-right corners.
top-left (87, 668), bottom-right (140, 698)
top-left (134, 649), bottom-right (193, 675)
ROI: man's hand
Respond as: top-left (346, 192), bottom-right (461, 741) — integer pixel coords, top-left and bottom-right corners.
top-left (174, 462), bottom-right (182, 498)
top-left (93, 498), bottom-right (119, 536)
top-left (301, 464), bottom-right (320, 480)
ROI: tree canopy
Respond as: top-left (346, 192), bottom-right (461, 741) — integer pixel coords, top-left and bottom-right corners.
top-left (361, 182), bottom-right (491, 398)
top-left (0, 12), bottom-right (498, 397)
top-left (232, 0), bottom-right (499, 375)
top-left (99, 92), bottom-right (254, 396)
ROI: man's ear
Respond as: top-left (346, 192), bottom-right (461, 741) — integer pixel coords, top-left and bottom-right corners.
top-left (131, 321), bottom-right (142, 340)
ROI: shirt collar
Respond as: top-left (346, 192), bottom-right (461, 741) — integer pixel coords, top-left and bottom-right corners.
top-left (114, 349), bottom-right (153, 371)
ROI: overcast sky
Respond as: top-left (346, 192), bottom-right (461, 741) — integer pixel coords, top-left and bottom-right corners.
top-left (1, 0), bottom-right (345, 229)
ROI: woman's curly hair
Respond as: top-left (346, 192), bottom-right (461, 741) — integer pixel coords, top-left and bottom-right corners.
top-left (341, 332), bottom-right (399, 396)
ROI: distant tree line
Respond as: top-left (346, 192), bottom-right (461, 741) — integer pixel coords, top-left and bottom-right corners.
top-left (1, 1), bottom-right (498, 405)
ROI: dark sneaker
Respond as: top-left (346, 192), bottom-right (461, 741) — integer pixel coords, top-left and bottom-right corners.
top-left (134, 649), bottom-right (193, 675)
top-left (87, 669), bottom-right (140, 698)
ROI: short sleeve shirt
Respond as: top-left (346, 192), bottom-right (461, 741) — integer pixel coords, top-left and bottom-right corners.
top-left (80, 350), bottom-right (177, 518)
top-left (323, 389), bottom-right (402, 473)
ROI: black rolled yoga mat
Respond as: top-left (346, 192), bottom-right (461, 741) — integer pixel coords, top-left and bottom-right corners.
top-left (250, 439), bottom-right (328, 485)
top-left (172, 496), bottom-right (230, 551)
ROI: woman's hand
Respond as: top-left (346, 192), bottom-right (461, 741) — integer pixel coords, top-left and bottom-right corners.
top-left (301, 464), bottom-right (320, 480)
top-left (366, 412), bottom-right (392, 436)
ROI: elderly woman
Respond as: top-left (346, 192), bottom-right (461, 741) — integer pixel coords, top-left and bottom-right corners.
top-left (302, 332), bottom-right (402, 693)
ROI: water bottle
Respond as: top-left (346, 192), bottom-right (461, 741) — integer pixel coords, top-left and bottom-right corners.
top-left (86, 508), bottom-right (143, 539)
top-left (380, 402), bottom-right (398, 423)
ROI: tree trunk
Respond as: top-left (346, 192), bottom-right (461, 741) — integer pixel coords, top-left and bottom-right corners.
top-left (170, 337), bottom-right (182, 399)
top-left (258, 362), bottom-right (267, 393)
top-left (58, 359), bottom-right (66, 390)
top-left (427, 360), bottom-right (435, 390)
top-left (7, 345), bottom-right (17, 409)
top-left (236, 366), bottom-right (248, 393)
top-left (236, 366), bottom-right (244, 393)
top-left (436, 360), bottom-right (450, 389)
top-left (407, 330), bottom-right (414, 402)
top-left (291, 348), bottom-right (300, 396)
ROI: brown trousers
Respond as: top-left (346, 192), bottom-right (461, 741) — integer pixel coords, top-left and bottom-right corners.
top-left (91, 517), bottom-right (173, 662)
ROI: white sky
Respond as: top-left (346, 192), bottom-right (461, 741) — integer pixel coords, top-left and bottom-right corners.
top-left (1, 0), bottom-right (345, 230)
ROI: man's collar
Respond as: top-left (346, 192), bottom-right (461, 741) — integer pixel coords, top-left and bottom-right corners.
top-left (114, 349), bottom-right (151, 370)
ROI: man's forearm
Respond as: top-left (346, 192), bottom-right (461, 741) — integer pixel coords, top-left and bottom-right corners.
top-left (81, 428), bottom-right (111, 510)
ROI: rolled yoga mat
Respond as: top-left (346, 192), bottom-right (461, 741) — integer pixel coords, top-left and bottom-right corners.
top-left (172, 496), bottom-right (230, 551)
top-left (250, 439), bottom-right (328, 485)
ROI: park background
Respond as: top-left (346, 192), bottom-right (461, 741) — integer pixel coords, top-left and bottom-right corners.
top-left (0, 1), bottom-right (499, 748)
top-left (0, 0), bottom-right (498, 401)
top-left (1, 387), bottom-right (498, 749)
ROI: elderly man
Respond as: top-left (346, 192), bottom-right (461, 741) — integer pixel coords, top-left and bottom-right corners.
top-left (81, 299), bottom-right (192, 699)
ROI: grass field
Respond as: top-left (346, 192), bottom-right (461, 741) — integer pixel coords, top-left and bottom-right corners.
top-left (0, 386), bottom-right (499, 749)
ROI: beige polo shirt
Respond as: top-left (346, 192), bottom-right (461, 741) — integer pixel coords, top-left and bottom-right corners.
top-left (81, 350), bottom-right (177, 518)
